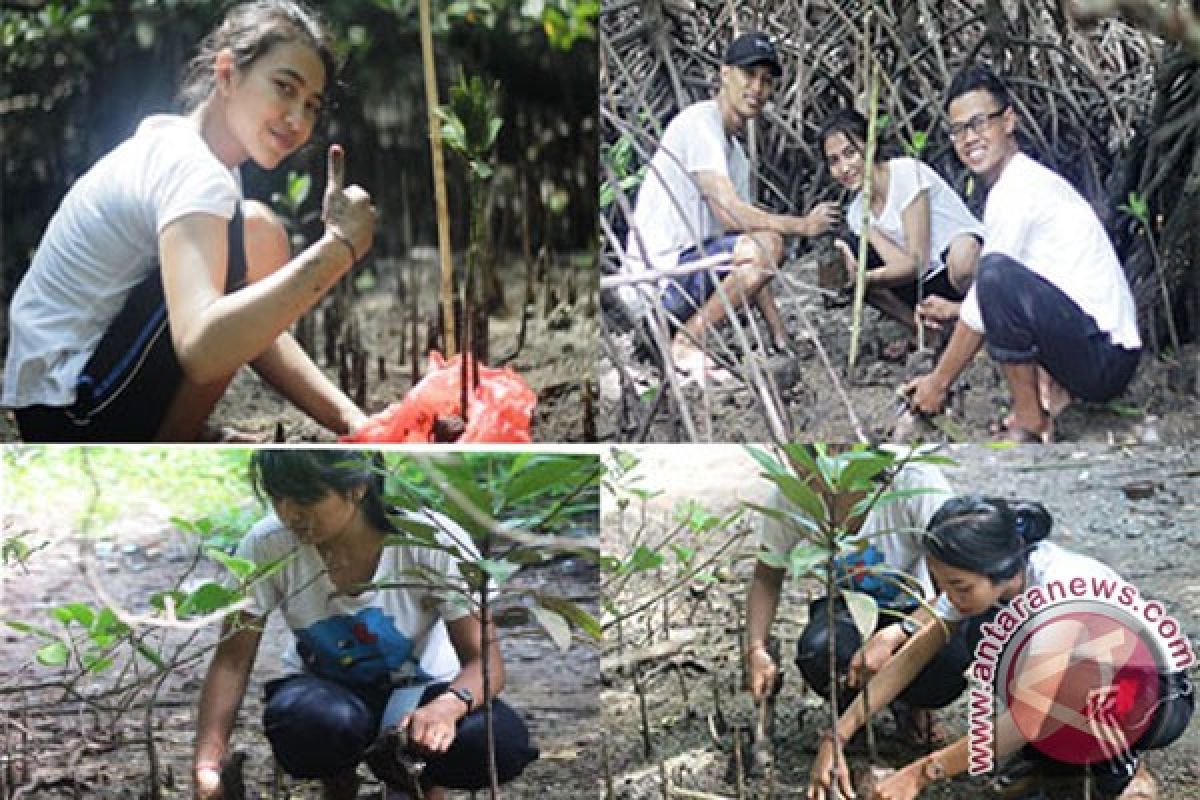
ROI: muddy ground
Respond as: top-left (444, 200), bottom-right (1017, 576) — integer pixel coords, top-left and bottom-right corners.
top-left (0, 504), bottom-right (602, 798)
top-left (0, 253), bottom-right (597, 444)
top-left (601, 444), bottom-right (1200, 799)
top-left (597, 254), bottom-right (1200, 445)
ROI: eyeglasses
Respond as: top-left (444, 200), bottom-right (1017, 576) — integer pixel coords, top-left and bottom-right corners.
top-left (947, 108), bottom-right (1007, 139)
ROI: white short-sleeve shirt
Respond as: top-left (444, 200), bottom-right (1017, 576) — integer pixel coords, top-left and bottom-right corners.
top-left (957, 153), bottom-right (1140, 349)
top-left (847, 157), bottom-right (983, 280)
top-left (236, 509), bottom-right (483, 687)
top-left (626, 99), bottom-right (750, 272)
top-left (3, 115), bottom-right (241, 408)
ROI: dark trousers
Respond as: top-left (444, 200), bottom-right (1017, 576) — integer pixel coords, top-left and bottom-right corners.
top-left (975, 253), bottom-right (1140, 401)
top-left (795, 597), bottom-right (974, 711)
top-left (262, 674), bottom-right (538, 790)
top-left (14, 207), bottom-right (248, 442)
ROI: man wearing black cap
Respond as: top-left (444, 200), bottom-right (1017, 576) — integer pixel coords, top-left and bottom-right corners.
top-left (626, 31), bottom-right (840, 383)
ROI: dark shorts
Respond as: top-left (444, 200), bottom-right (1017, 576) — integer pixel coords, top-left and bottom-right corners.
top-left (263, 673), bottom-right (538, 790)
top-left (841, 231), bottom-right (966, 308)
top-left (660, 233), bottom-right (740, 323)
top-left (975, 253), bottom-right (1140, 401)
top-left (795, 596), bottom-right (976, 711)
top-left (13, 207), bottom-right (247, 442)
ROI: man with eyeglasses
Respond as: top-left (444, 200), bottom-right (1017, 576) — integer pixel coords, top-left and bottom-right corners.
top-left (902, 67), bottom-right (1141, 443)
top-left (625, 31), bottom-right (839, 384)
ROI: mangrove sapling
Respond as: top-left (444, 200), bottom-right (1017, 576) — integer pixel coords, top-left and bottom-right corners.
top-left (746, 443), bottom-right (954, 796)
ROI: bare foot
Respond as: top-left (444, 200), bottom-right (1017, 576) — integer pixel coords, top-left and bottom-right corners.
top-left (670, 343), bottom-right (733, 386)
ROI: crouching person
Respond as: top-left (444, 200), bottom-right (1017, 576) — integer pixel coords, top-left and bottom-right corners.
top-left (193, 450), bottom-right (537, 799)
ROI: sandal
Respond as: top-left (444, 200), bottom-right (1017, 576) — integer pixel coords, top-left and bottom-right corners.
top-left (672, 348), bottom-right (733, 387)
top-left (1118, 763), bottom-right (1158, 800)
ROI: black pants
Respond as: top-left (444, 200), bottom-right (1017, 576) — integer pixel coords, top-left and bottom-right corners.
top-left (14, 207), bottom-right (247, 442)
top-left (263, 674), bottom-right (538, 790)
top-left (795, 597), bottom-right (975, 711)
top-left (975, 253), bottom-right (1140, 401)
top-left (840, 232), bottom-right (966, 309)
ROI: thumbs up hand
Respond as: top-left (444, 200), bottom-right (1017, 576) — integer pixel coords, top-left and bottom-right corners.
top-left (321, 143), bottom-right (376, 263)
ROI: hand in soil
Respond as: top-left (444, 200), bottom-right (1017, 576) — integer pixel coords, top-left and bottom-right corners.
top-left (322, 143), bottom-right (377, 262)
top-left (867, 761), bottom-right (924, 800)
top-left (746, 644), bottom-right (778, 703)
top-left (900, 373), bottom-right (948, 415)
top-left (808, 737), bottom-right (856, 800)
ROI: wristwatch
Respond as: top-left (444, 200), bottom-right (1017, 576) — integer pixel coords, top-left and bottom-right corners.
top-left (922, 756), bottom-right (945, 784)
top-left (447, 685), bottom-right (474, 712)
top-left (899, 616), bottom-right (922, 638)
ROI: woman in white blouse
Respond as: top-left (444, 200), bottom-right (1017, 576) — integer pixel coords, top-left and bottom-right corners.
top-left (819, 109), bottom-right (984, 360)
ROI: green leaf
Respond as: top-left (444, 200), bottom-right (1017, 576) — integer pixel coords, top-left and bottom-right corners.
top-left (6, 619), bottom-right (55, 639)
top-left (51, 602), bottom-right (94, 628)
top-left (205, 548), bottom-right (257, 581)
top-left (851, 487), bottom-right (948, 518)
top-left (529, 604), bottom-right (572, 652)
top-left (621, 545), bottom-right (665, 574)
top-left (767, 473), bottom-right (828, 529)
top-left (669, 543), bottom-right (696, 565)
top-left (788, 542), bottom-right (828, 578)
top-left (674, 499), bottom-right (721, 533)
top-left (745, 445), bottom-right (787, 477)
top-left (842, 590), bottom-right (879, 640)
top-left (135, 642), bottom-right (166, 669)
top-left (83, 654), bottom-right (114, 674)
top-left (535, 594), bottom-right (602, 641)
top-left (91, 607), bottom-right (128, 637)
top-left (476, 558), bottom-right (520, 585)
top-left (36, 641), bottom-right (69, 666)
top-left (180, 583), bottom-right (243, 617)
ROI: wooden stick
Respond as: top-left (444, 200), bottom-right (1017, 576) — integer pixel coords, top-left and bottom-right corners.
top-left (417, 0), bottom-right (457, 357)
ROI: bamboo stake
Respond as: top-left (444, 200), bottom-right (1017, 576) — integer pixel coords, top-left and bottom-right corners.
top-left (418, 0), bottom-right (457, 357)
top-left (848, 59), bottom-right (881, 374)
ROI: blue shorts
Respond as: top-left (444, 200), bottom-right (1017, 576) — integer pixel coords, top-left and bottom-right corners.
top-left (660, 234), bottom-right (740, 323)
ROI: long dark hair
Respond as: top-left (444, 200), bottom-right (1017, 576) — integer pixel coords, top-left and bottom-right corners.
top-left (816, 107), bottom-right (900, 167)
top-left (179, 0), bottom-right (339, 112)
top-left (249, 449), bottom-right (395, 534)
top-left (924, 495), bottom-right (1052, 582)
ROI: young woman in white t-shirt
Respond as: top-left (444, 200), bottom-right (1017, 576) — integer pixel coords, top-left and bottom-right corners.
top-left (818, 109), bottom-right (983, 361)
top-left (806, 496), bottom-right (1191, 800)
top-left (3, 1), bottom-right (376, 441)
top-left (193, 450), bottom-right (537, 800)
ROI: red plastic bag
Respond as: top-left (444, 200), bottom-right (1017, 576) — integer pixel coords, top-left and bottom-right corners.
top-left (341, 351), bottom-right (536, 443)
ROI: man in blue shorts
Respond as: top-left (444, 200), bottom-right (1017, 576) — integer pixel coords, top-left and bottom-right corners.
top-left (625, 31), bottom-right (839, 382)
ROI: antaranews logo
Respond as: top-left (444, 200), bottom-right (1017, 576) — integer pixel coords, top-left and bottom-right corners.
top-left (967, 576), bottom-right (1194, 775)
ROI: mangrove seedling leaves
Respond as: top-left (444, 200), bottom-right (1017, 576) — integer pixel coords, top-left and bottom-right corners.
top-left (36, 640), bottom-right (69, 667)
top-left (842, 590), bottom-right (879, 641)
top-left (530, 604), bottom-right (572, 652)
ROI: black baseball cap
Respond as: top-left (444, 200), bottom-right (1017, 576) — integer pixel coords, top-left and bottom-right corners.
top-left (723, 31), bottom-right (782, 78)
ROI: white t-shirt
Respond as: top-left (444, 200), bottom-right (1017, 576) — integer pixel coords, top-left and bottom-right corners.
top-left (757, 461), bottom-right (954, 602)
top-left (626, 99), bottom-right (750, 272)
top-left (236, 509), bottom-right (483, 688)
top-left (846, 157), bottom-right (983, 280)
top-left (933, 541), bottom-right (1124, 622)
top-left (958, 153), bottom-right (1140, 349)
top-left (3, 115), bottom-right (242, 408)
